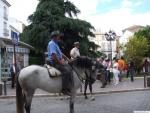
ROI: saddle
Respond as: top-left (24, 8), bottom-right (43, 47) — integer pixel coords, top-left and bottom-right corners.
top-left (44, 64), bottom-right (61, 78)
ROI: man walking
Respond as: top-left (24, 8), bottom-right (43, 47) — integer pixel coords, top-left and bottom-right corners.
top-left (118, 56), bottom-right (125, 82)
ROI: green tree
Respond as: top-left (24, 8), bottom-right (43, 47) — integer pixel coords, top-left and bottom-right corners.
top-left (134, 25), bottom-right (150, 41)
top-left (20, 0), bottom-right (98, 64)
top-left (124, 36), bottom-right (149, 72)
top-left (134, 25), bottom-right (150, 57)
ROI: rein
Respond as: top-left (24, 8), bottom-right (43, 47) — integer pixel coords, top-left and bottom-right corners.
top-left (63, 54), bottom-right (86, 83)
top-left (70, 65), bottom-right (84, 83)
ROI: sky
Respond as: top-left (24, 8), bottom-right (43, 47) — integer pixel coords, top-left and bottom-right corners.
top-left (7, 0), bottom-right (150, 35)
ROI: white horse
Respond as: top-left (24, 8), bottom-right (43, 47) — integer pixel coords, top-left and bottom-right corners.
top-left (16, 57), bottom-right (103, 113)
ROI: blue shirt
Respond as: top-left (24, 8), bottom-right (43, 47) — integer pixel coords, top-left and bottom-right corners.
top-left (48, 40), bottom-right (62, 64)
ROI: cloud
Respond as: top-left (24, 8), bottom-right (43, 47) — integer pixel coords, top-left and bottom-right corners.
top-left (121, 0), bottom-right (132, 8)
top-left (7, 0), bottom-right (150, 36)
top-left (85, 7), bottom-right (150, 35)
top-left (8, 0), bottom-right (38, 24)
top-left (71, 0), bottom-right (150, 35)
top-left (70, 0), bottom-right (100, 18)
top-left (135, 1), bottom-right (142, 7)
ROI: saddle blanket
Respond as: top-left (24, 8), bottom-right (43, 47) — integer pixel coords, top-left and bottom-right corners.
top-left (44, 64), bottom-right (61, 77)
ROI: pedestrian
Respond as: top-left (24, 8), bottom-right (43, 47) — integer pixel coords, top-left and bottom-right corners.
top-left (70, 41), bottom-right (82, 91)
top-left (106, 59), bottom-right (111, 83)
top-left (100, 58), bottom-right (108, 88)
top-left (126, 63), bottom-right (129, 78)
top-left (118, 56), bottom-right (125, 82)
top-left (10, 64), bottom-right (15, 88)
top-left (70, 41), bottom-right (80, 59)
top-left (112, 59), bottom-right (120, 85)
top-left (128, 59), bottom-right (135, 82)
top-left (143, 59), bottom-right (150, 73)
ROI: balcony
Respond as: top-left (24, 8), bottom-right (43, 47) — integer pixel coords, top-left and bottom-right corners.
top-left (3, 28), bottom-right (9, 37)
top-left (3, 14), bottom-right (8, 20)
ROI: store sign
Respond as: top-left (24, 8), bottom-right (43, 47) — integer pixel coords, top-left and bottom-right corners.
top-left (11, 30), bottom-right (19, 45)
top-left (6, 47), bottom-right (29, 53)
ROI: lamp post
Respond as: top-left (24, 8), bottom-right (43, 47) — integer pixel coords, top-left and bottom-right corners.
top-left (104, 30), bottom-right (116, 68)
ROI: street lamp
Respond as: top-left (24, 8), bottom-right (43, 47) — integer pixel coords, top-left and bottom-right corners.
top-left (104, 30), bottom-right (116, 68)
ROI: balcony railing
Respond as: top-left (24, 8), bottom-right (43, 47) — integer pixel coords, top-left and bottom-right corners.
top-left (3, 14), bottom-right (8, 20)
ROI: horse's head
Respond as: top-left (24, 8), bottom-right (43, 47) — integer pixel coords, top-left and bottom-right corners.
top-left (89, 59), bottom-right (106, 83)
top-left (69, 56), bottom-right (89, 67)
top-left (69, 56), bottom-right (98, 81)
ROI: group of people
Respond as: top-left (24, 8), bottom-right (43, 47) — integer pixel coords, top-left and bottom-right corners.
top-left (101, 56), bottom-right (136, 86)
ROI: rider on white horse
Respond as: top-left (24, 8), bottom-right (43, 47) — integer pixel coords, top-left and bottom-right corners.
top-left (47, 30), bottom-right (73, 95)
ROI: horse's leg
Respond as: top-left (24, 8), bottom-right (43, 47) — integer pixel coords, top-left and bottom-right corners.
top-left (24, 90), bottom-right (35, 113)
top-left (70, 93), bottom-right (75, 113)
top-left (89, 80), bottom-right (95, 101)
top-left (84, 79), bottom-right (88, 99)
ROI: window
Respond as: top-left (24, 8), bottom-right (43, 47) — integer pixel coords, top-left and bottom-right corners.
top-left (3, 6), bottom-right (8, 20)
top-left (3, 22), bottom-right (9, 36)
top-left (101, 42), bottom-right (105, 51)
top-left (4, 22), bottom-right (7, 29)
top-left (101, 35), bottom-right (105, 41)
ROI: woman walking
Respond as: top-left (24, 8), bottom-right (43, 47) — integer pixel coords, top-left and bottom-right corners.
top-left (113, 59), bottom-right (120, 85)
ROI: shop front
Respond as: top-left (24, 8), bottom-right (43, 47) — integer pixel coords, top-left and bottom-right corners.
top-left (0, 38), bottom-right (33, 82)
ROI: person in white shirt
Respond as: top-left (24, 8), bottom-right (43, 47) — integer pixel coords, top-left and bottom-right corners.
top-left (113, 59), bottom-right (120, 85)
top-left (70, 42), bottom-right (80, 59)
top-left (70, 42), bottom-right (82, 92)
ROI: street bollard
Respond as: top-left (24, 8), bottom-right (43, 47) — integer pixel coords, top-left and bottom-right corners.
top-left (146, 76), bottom-right (150, 87)
top-left (3, 81), bottom-right (7, 95)
top-left (144, 73), bottom-right (146, 88)
top-left (0, 83), bottom-right (2, 95)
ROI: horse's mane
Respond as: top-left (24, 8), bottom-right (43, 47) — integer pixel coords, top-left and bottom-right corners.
top-left (69, 56), bottom-right (93, 68)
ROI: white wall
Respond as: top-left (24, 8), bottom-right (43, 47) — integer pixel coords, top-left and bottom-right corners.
top-left (0, 0), bottom-right (9, 38)
top-left (89, 30), bottom-right (117, 59)
top-left (24, 54), bottom-right (29, 67)
top-left (120, 30), bottom-right (134, 45)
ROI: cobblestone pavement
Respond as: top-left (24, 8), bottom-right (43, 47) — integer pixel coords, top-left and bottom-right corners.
top-left (0, 77), bottom-right (146, 97)
top-left (1, 90), bottom-right (150, 113)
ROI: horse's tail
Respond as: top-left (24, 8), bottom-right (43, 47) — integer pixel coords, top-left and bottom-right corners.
top-left (16, 72), bottom-right (24, 113)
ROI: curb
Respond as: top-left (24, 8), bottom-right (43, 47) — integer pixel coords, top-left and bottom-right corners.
top-left (1, 88), bottom-right (150, 99)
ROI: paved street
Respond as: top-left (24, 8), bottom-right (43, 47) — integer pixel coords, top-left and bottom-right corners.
top-left (0, 77), bottom-right (147, 97)
top-left (1, 90), bottom-right (150, 113)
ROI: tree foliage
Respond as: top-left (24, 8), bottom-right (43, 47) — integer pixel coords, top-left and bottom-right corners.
top-left (124, 36), bottom-right (149, 72)
top-left (20, 0), bottom-right (99, 62)
top-left (134, 25), bottom-right (150, 41)
top-left (134, 25), bottom-right (150, 57)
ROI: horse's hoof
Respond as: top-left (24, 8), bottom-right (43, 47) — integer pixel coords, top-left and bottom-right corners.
top-left (91, 97), bottom-right (95, 101)
top-left (85, 96), bottom-right (88, 99)
top-left (101, 86), bottom-right (105, 88)
top-left (66, 97), bottom-right (70, 100)
top-left (60, 97), bottom-right (64, 100)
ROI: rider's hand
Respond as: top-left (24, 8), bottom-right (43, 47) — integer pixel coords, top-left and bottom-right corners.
top-left (58, 60), bottom-right (64, 65)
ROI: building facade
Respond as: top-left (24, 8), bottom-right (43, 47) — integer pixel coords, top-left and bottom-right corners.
top-left (0, 0), bottom-right (10, 38)
top-left (0, 0), bottom-right (33, 82)
top-left (119, 25), bottom-right (144, 56)
top-left (89, 30), bottom-right (118, 59)
top-left (120, 25), bottom-right (144, 44)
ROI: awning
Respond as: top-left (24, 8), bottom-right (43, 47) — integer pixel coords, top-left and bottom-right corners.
top-left (0, 37), bottom-right (34, 50)
top-left (0, 39), bottom-right (6, 48)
